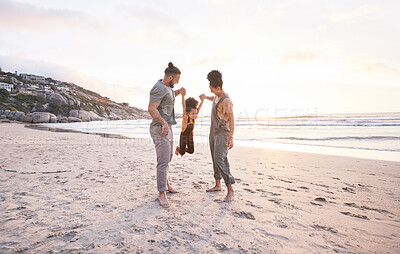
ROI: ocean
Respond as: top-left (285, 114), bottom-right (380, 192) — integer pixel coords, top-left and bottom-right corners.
top-left (32, 112), bottom-right (400, 162)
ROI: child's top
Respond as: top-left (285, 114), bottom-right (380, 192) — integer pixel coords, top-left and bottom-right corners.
top-left (181, 113), bottom-right (197, 133)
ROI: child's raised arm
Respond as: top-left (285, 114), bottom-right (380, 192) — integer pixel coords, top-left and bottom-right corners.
top-left (197, 94), bottom-right (206, 113)
top-left (181, 90), bottom-right (186, 114)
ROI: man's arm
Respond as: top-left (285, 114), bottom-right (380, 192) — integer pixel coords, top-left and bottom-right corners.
top-left (174, 87), bottom-right (186, 97)
top-left (148, 102), bottom-right (169, 136)
top-left (174, 90), bottom-right (180, 97)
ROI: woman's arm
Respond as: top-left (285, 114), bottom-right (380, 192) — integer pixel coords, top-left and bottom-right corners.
top-left (228, 112), bottom-right (234, 150)
top-left (206, 95), bottom-right (214, 101)
top-left (200, 93), bottom-right (214, 101)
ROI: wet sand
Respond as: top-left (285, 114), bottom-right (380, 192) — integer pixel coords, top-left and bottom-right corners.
top-left (0, 123), bottom-right (399, 253)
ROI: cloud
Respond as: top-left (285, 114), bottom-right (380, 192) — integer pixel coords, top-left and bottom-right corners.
top-left (0, 55), bottom-right (147, 108)
top-left (0, 0), bottom-right (106, 33)
top-left (192, 56), bottom-right (234, 66)
top-left (114, 3), bottom-right (187, 44)
top-left (349, 61), bottom-right (400, 80)
top-left (277, 51), bottom-right (315, 64)
top-left (114, 3), bottom-right (175, 27)
top-left (119, 27), bottom-right (186, 45)
top-left (256, 3), bottom-right (288, 21)
top-left (328, 5), bottom-right (381, 24)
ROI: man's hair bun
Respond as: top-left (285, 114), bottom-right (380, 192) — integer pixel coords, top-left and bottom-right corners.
top-left (165, 62), bottom-right (181, 76)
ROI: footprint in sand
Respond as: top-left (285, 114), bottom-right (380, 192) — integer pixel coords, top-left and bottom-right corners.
top-left (342, 187), bottom-right (356, 194)
top-left (314, 197), bottom-right (327, 203)
top-left (311, 224), bottom-right (338, 234)
top-left (340, 211), bottom-right (369, 220)
top-left (344, 203), bottom-right (392, 215)
top-left (213, 229), bottom-right (228, 235)
top-left (213, 242), bottom-right (230, 251)
top-left (243, 188), bottom-right (256, 193)
top-left (310, 197), bottom-right (327, 206)
top-left (47, 230), bottom-right (80, 241)
top-left (233, 211), bottom-right (256, 220)
top-left (268, 198), bottom-right (281, 205)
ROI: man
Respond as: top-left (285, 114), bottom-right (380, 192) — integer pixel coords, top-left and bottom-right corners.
top-left (203, 70), bottom-right (235, 202)
top-left (148, 62), bottom-right (185, 207)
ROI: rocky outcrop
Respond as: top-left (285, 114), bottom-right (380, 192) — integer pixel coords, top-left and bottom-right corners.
top-left (23, 113), bottom-right (33, 123)
top-left (7, 111), bottom-right (16, 120)
top-left (68, 117), bottom-right (82, 122)
top-left (14, 111), bottom-right (26, 121)
top-left (32, 112), bottom-right (57, 123)
top-left (0, 110), bottom-right (56, 123)
top-left (48, 93), bottom-right (68, 105)
top-left (106, 107), bottom-right (141, 120)
top-left (69, 110), bottom-right (104, 122)
top-left (49, 114), bottom-right (57, 123)
top-left (64, 94), bottom-right (80, 106)
top-left (59, 117), bottom-right (69, 123)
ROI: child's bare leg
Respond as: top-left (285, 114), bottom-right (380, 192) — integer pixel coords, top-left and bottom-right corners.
top-left (224, 185), bottom-right (234, 202)
top-left (206, 179), bottom-right (222, 192)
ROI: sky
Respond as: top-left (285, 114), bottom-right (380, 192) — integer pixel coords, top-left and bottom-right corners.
top-left (0, 0), bottom-right (399, 117)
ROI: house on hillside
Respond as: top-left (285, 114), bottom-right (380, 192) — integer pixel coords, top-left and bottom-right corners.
top-left (17, 85), bottom-right (34, 95)
top-left (0, 82), bottom-right (14, 92)
top-left (20, 73), bottom-right (46, 82)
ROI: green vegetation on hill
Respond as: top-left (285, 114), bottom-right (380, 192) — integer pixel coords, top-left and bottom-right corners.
top-left (0, 92), bottom-right (47, 113)
top-left (46, 103), bottom-right (80, 116)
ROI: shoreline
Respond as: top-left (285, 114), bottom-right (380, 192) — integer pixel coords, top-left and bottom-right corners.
top-left (21, 121), bottom-right (400, 163)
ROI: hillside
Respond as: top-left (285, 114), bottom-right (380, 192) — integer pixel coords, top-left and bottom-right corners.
top-left (0, 68), bottom-right (150, 123)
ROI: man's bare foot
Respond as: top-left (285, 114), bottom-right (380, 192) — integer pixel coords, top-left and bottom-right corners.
top-left (167, 184), bottom-right (179, 193)
top-left (158, 192), bottom-right (170, 207)
top-left (175, 146), bottom-right (180, 156)
top-left (206, 186), bottom-right (222, 192)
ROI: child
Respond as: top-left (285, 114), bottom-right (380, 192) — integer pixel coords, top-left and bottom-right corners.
top-left (175, 94), bottom-right (205, 156)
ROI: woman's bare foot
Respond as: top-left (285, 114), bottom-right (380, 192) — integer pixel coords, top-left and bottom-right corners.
top-left (158, 191), bottom-right (170, 207)
top-left (224, 186), bottom-right (234, 202)
top-left (206, 185), bottom-right (222, 192)
top-left (175, 146), bottom-right (180, 156)
top-left (223, 191), bottom-right (234, 202)
top-left (167, 184), bottom-right (179, 193)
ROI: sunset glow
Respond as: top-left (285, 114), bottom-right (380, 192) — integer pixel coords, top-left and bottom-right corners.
top-left (0, 0), bottom-right (399, 116)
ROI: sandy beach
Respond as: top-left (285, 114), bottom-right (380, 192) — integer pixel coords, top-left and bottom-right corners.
top-left (0, 122), bottom-right (399, 253)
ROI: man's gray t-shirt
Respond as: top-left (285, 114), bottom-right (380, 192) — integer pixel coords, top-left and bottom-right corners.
top-left (149, 79), bottom-right (177, 126)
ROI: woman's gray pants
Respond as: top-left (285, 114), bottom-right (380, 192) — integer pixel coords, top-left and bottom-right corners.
top-left (209, 131), bottom-right (235, 186)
